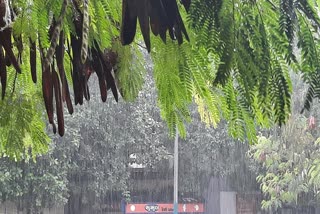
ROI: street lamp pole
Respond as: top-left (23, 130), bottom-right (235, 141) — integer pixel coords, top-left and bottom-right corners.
top-left (173, 128), bottom-right (179, 214)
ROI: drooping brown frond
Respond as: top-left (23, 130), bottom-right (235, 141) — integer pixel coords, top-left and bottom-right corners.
top-left (56, 31), bottom-right (73, 114)
top-left (29, 38), bottom-right (37, 83)
top-left (0, 45), bottom-right (6, 99)
top-left (120, 0), bottom-right (138, 47)
top-left (52, 67), bottom-right (64, 136)
top-left (0, 0), bottom-right (6, 28)
top-left (92, 48), bottom-right (108, 102)
top-left (99, 49), bottom-right (118, 101)
top-left (120, 0), bottom-right (190, 51)
top-left (0, 0), bottom-right (190, 137)
top-left (42, 63), bottom-right (56, 134)
top-left (0, 28), bottom-right (21, 73)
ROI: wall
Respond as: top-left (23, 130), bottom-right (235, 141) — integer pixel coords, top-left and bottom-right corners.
top-left (220, 192), bottom-right (236, 214)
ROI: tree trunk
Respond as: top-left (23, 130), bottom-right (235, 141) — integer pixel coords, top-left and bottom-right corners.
top-left (64, 192), bottom-right (82, 214)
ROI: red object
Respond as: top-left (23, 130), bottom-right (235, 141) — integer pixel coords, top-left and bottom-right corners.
top-left (309, 116), bottom-right (316, 130)
top-left (125, 203), bottom-right (204, 213)
top-left (259, 152), bottom-right (266, 162)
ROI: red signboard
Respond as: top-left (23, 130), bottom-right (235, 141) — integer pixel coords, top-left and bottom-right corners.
top-left (125, 203), bottom-right (204, 213)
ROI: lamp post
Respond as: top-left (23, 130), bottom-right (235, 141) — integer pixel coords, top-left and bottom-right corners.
top-left (173, 128), bottom-right (179, 214)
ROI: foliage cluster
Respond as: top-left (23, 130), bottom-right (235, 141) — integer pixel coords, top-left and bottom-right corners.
top-left (250, 74), bottom-right (320, 210)
top-left (0, 73), bottom-right (258, 213)
top-left (250, 120), bottom-right (317, 210)
top-left (4, 0), bottom-right (320, 157)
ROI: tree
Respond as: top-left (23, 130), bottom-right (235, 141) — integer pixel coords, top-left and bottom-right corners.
top-left (0, 71), bottom-right (173, 213)
top-left (249, 73), bottom-right (320, 211)
top-left (60, 74), bottom-right (172, 214)
top-left (0, 151), bottom-right (69, 214)
top-left (2, 0), bottom-right (320, 156)
top-left (250, 125), bottom-right (320, 211)
top-left (0, 71), bottom-right (261, 213)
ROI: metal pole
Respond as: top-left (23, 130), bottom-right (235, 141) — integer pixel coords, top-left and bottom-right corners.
top-left (173, 128), bottom-right (179, 214)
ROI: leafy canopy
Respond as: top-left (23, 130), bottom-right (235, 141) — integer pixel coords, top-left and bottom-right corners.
top-left (2, 0), bottom-right (320, 157)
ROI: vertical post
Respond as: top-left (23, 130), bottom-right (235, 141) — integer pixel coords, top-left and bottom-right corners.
top-left (173, 128), bottom-right (179, 214)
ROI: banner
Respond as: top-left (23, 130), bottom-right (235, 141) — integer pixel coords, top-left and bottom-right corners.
top-left (125, 203), bottom-right (204, 213)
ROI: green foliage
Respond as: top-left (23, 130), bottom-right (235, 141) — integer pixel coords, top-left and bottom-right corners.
top-left (152, 40), bottom-right (192, 137)
top-left (250, 115), bottom-right (320, 210)
top-left (297, 9), bottom-right (320, 111)
top-left (249, 73), bottom-right (320, 210)
top-left (152, 9), bottom-right (222, 137)
top-left (5, 0), bottom-right (320, 154)
top-left (113, 41), bottom-right (145, 101)
top-left (0, 53), bottom-right (49, 160)
top-left (184, 0), bottom-right (320, 142)
top-left (0, 0), bottom-right (145, 157)
top-left (0, 155), bottom-right (69, 212)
